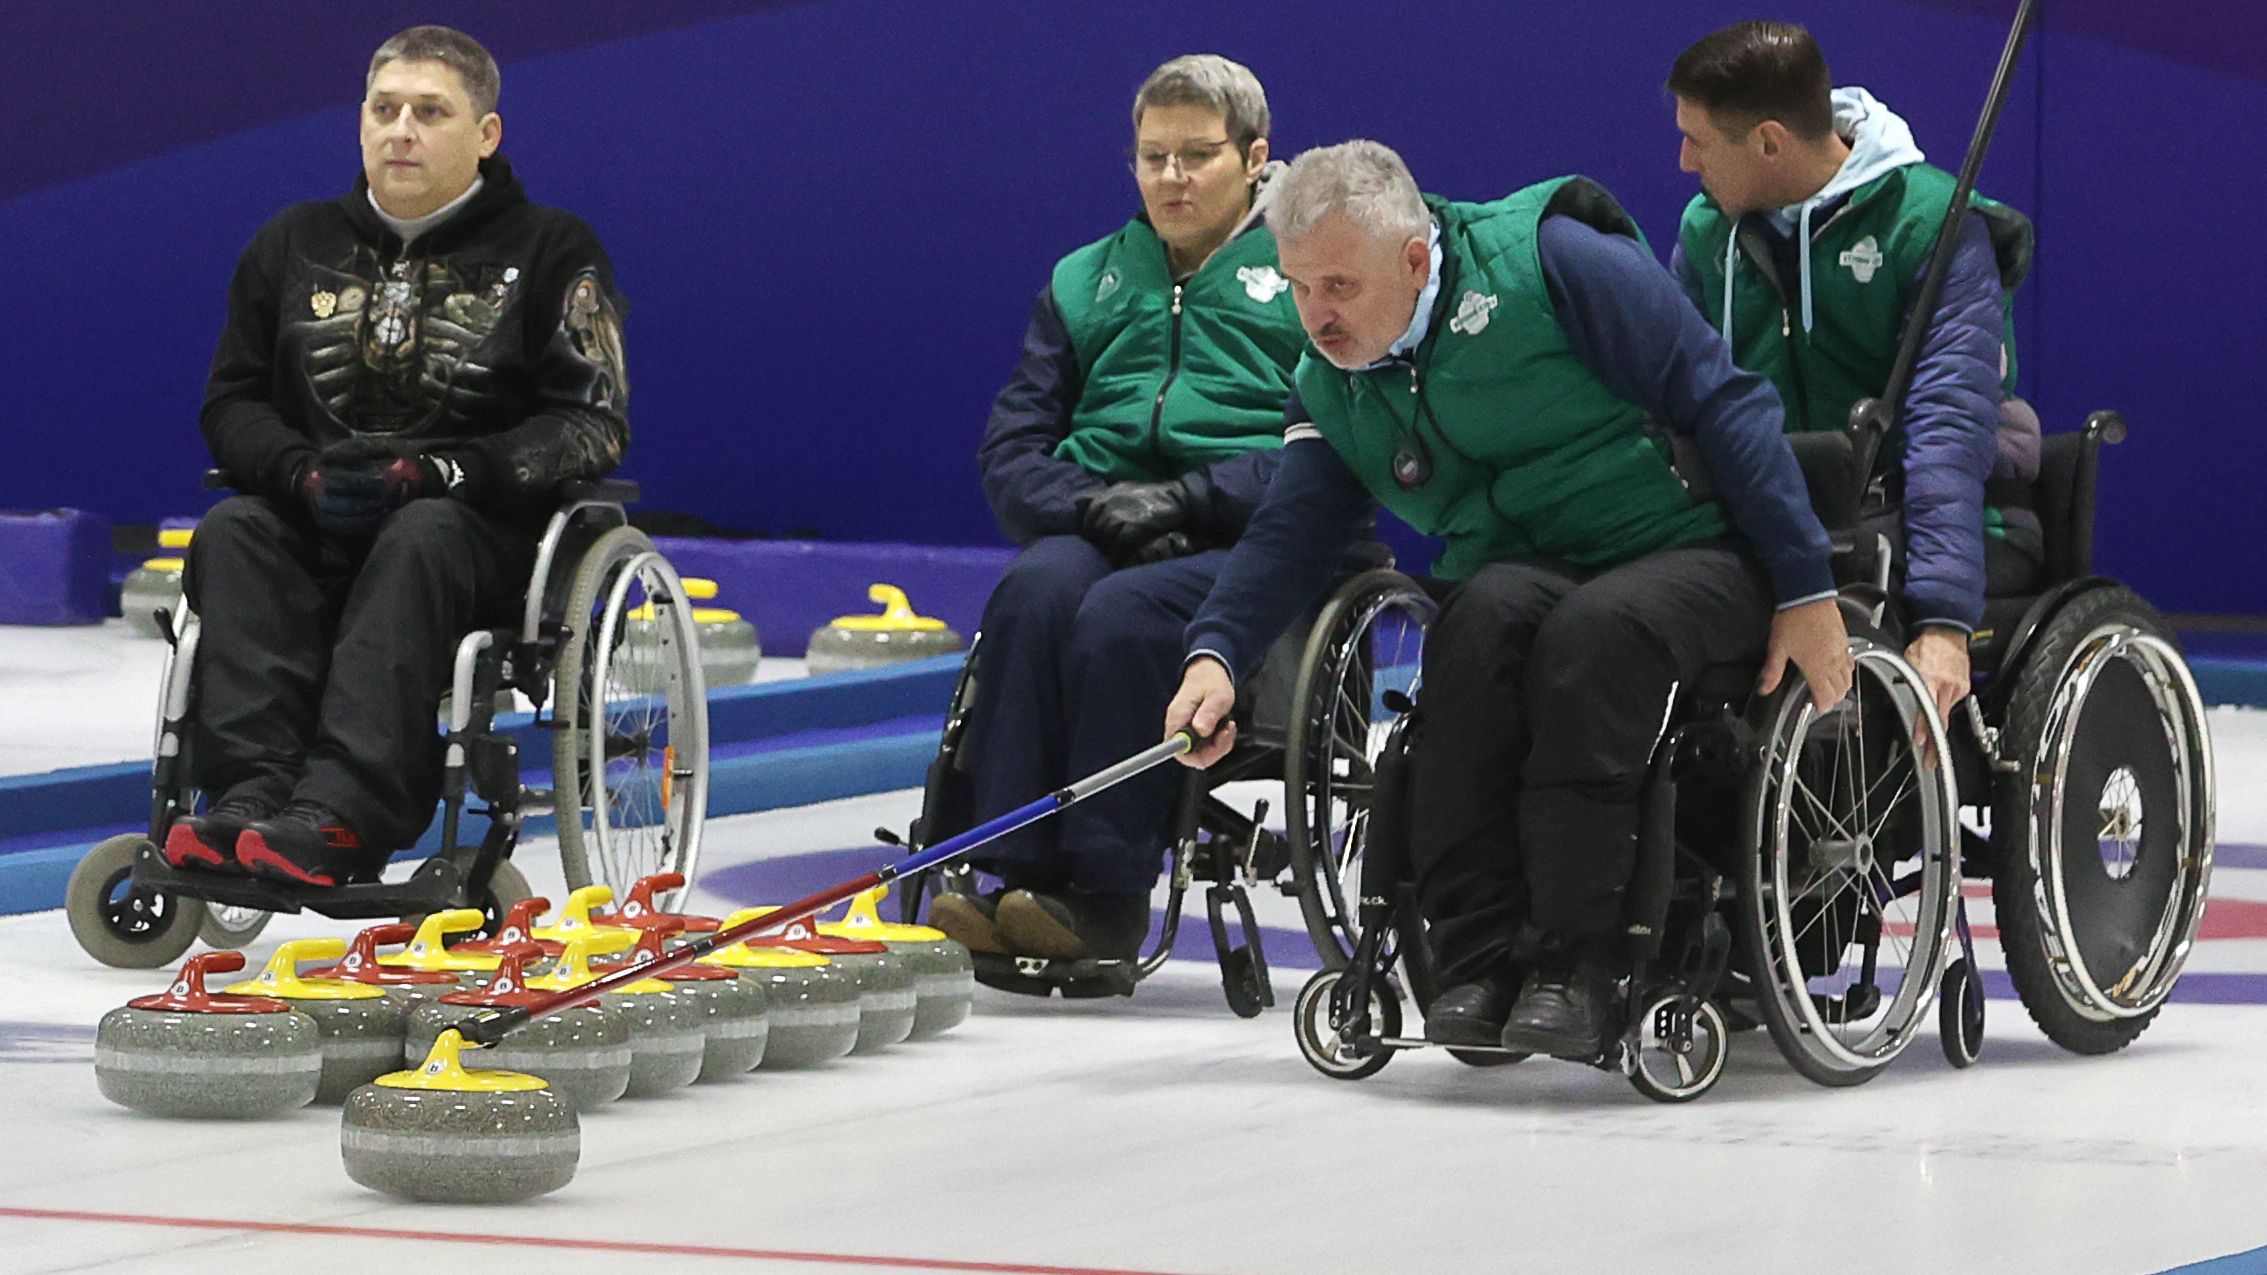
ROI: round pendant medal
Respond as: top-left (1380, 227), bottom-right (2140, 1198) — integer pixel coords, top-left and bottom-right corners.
top-left (1392, 445), bottom-right (1431, 490)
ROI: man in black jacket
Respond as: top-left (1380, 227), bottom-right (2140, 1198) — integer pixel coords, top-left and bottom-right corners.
top-left (163, 26), bottom-right (630, 887)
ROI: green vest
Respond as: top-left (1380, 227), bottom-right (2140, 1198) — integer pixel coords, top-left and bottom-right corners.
top-left (1677, 163), bottom-right (2032, 437)
top-left (1301, 177), bottom-right (1727, 582)
top-left (1049, 217), bottom-right (1304, 482)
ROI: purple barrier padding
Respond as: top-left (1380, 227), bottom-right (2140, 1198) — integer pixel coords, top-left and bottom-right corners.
top-left (0, 508), bottom-right (111, 625)
top-left (652, 536), bottom-right (1012, 657)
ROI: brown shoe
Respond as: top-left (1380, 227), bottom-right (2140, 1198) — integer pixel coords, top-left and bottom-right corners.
top-left (928, 891), bottom-right (1007, 954)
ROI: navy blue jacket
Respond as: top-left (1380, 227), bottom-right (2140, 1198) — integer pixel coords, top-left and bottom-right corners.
top-left (976, 286), bottom-right (1283, 546)
top-left (1185, 215), bottom-right (1833, 681)
top-left (1672, 208), bottom-right (2004, 631)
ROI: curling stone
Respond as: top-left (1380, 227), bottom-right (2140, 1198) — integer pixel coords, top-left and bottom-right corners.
top-left (822, 884), bottom-right (975, 1040)
top-left (308, 922), bottom-right (462, 1007)
top-left (450, 897), bottom-right (564, 962)
top-left (341, 1029), bottom-right (579, 1203)
top-left (224, 938), bottom-right (408, 1104)
top-left (404, 943), bottom-right (631, 1111)
top-left (597, 923), bottom-right (768, 1081)
top-left (805, 584), bottom-right (965, 676)
top-left (698, 929), bottom-right (860, 1069)
top-left (529, 933), bottom-right (704, 1097)
top-left (746, 908), bottom-right (917, 1053)
top-left (593, 871), bottom-right (720, 949)
top-left (661, 577), bottom-right (762, 688)
top-left (95, 951), bottom-right (322, 1118)
top-left (119, 528), bottom-right (194, 639)
top-left (377, 908), bottom-right (505, 988)
top-left (532, 885), bottom-right (639, 955)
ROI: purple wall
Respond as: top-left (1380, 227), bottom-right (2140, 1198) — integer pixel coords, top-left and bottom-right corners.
top-left (2, 1), bottom-right (2259, 614)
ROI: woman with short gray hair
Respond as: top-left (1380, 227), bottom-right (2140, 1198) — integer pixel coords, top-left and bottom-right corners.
top-left (936, 55), bottom-right (1308, 968)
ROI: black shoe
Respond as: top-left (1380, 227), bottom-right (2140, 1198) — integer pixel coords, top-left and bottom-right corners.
top-left (928, 889), bottom-right (1008, 955)
top-left (235, 801), bottom-right (372, 888)
top-left (1424, 974), bottom-right (1517, 1046)
top-left (162, 792), bottom-right (275, 871)
top-left (1499, 948), bottom-right (1622, 1060)
top-left (994, 887), bottom-right (1150, 961)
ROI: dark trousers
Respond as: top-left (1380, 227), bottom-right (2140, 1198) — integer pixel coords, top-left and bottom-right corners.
top-left (184, 495), bottom-right (536, 852)
top-left (960, 535), bottom-right (1227, 896)
top-left (1408, 540), bottom-right (1772, 986)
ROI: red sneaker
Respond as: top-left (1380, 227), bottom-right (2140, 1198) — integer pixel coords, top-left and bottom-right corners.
top-left (159, 795), bottom-right (275, 871)
top-left (234, 802), bottom-right (370, 887)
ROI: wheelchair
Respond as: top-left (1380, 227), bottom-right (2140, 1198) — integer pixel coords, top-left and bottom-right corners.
top-left (1290, 408), bottom-right (2215, 1100)
top-left (891, 548), bottom-right (1410, 1016)
top-left (64, 476), bottom-right (711, 969)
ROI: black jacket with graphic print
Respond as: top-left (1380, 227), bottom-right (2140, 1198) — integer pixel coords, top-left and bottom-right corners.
top-left (200, 155), bottom-right (629, 526)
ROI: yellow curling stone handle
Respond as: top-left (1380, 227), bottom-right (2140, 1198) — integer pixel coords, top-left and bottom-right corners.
top-left (222, 937), bottom-right (385, 1001)
top-left (830, 584), bottom-right (946, 632)
top-left (377, 908), bottom-right (500, 971)
top-left (377, 1029), bottom-right (549, 1092)
top-left (819, 884), bottom-right (949, 944)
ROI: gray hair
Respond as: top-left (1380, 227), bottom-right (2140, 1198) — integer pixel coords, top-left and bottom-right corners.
top-left (1131, 54), bottom-right (1270, 148)
top-left (1269, 140), bottom-right (1429, 246)
top-left (367, 25), bottom-right (501, 117)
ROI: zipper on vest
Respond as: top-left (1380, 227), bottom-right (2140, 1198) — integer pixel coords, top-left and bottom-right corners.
top-left (1778, 307), bottom-right (1814, 431)
top-left (1148, 284), bottom-right (1186, 459)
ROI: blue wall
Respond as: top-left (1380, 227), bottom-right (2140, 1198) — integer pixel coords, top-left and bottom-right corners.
top-left (2, 1), bottom-right (2259, 614)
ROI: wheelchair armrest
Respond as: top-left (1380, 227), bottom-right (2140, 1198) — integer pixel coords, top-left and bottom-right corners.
top-left (555, 478), bottom-right (640, 506)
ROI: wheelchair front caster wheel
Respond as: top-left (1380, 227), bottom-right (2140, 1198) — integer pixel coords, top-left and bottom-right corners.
top-left (197, 903), bottom-right (273, 951)
top-left (1220, 946), bottom-right (1269, 1019)
top-left (1625, 993), bottom-right (1728, 1103)
top-left (67, 834), bottom-right (206, 969)
top-left (1939, 958), bottom-right (1985, 1068)
top-left (1294, 969), bottom-right (1398, 1081)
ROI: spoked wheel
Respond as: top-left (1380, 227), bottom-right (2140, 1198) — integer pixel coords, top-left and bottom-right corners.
top-left (1738, 635), bottom-right (1960, 1087)
top-left (554, 527), bottom-right (708, 909)
top-left (1285, 570), bottom-right (1434, 967)
top-left (1992, 587), bottom-right (2214, 1054)
top-left (1939, 958), bottom-right (1985, 1068)
top-left (197, 903), bottom-right (273, 951)
top-left (67, 834), bottom-right (206, 969)
top-left (1294, 968), bottom-right (1401, 1081)
top-left (1625, 992), bottom-right (1729, 1103)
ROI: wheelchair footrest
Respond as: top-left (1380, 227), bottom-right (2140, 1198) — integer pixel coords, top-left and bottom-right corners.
top-left (970, 952), bottom-right (1140, 999)
top-left (131, 848), bottom-right (479, 921)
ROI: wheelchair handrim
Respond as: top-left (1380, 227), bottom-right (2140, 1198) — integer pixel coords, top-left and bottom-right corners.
top-left (1747, 644), bottom-right (1960, 1076)
top-left (587, 550), bottom-right (708, 905)
top-left (2028, 626), bottom-right (2215, 1022)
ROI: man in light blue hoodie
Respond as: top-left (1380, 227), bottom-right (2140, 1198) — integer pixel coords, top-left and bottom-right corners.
top-left (1668, 20), bottom-right (2041, 728)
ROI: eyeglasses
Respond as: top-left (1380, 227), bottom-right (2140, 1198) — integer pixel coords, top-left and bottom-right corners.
top-left (1127, 139), bottom-right (1236, 177)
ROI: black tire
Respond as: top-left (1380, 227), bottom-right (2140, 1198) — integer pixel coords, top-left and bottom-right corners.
top-left (553, 525), bottom-right (707, 903)
top-left (1990, 586), bottom-right (2211, 1055)
top-left (1221, 947), bottom-right (1268, 1019)
top-left (1939, 958), bottom-right (1984, 1068)
top-left (67, 834), bottom-right (205, 969)
top-left (476, 859), bottom-right (535, 939)
top-left (1284, 570), bottom-right (1433, 968)
top-left (1627, 995), bottom-right (1730, 1103)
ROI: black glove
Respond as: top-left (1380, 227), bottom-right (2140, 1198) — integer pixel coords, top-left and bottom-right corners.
top-left (298, 464), bottom-right (390, 539)
top-left (1078, 479), bottom-right (1193, 557)
top-left (1127, 531), bottom-right (1199, 565)
top-left (319, 437), bottom-right (456, 506)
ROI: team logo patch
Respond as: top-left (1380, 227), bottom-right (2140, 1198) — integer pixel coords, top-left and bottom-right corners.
top-left (1096, 269), bottom-right (1122, 303)
top-left (1238, 264), bottom-right (1289, 303)
top-left (1448, 289), bottom-right (1499, 337)
top-left (1839, 235), bottom-right (1885, 284)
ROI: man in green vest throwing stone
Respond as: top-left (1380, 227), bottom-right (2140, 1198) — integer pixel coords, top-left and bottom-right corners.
top-left (1164, 141), bottom-right (1851, 1060)
top-left (1668, 20), bottom-right (2044, 732)
top-left (931, 56), bottom-right (1308, 965)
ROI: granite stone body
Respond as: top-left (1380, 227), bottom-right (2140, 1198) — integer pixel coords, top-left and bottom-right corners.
top-left (94, 1004), bottom-right (323, 1118)
top-left (341, 1082), bottom-right (579, 1202)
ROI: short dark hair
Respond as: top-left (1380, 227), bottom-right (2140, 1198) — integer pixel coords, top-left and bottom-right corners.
top-left (367, 25), bottom-right (501, 117)
top-left (1668, 21), bottom-right (1834, 142)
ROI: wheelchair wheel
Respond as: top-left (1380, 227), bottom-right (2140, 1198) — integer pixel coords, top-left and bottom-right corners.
top-left (1625, 993), bottom-right (1729, 1103)
top-left (197, 903), bottom-right (272, 951)
top-left (67, 834), bottom-right (205, 969)
top-left (897, 640), bottom-right (982, 926)
top-left (1737, 634), bottom-right (1960, 1087)
top-left (1991, 586), bottom-right (2213, 1054)
top-left (1284, 570), bottom-right (1434, 967)
top-left (1294, 968), bottom-right (1400, 1081)
top-left (554, 526), bottom-right (709, 907)
top-left (1939, 958), bottom-right (1984, 1068)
